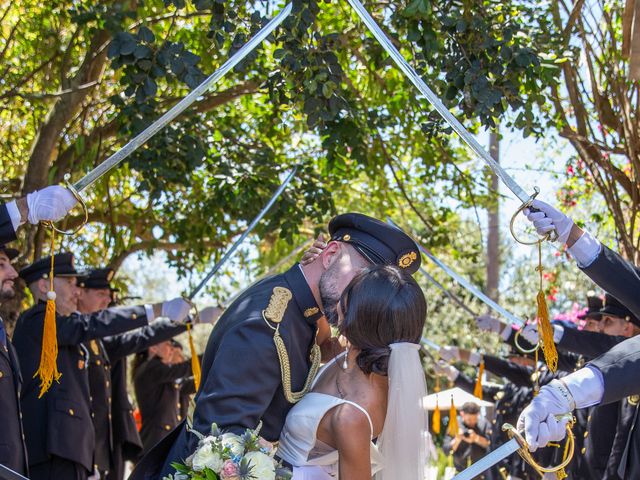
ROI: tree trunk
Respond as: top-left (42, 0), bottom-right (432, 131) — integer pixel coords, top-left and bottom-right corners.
top-left (486, 130), bottom-right (500, 302)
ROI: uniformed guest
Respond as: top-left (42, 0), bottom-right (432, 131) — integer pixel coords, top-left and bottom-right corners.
top-left (167, 340), bottom-right (196, 423)
top-left (12, 253), bottom-right (192, 480)
top-left (131, 212), bottom-right (422, 479)
top-left (132, 340), bottom-right (195, 453)
top-left (0, 185), bottom-right (77, 244)
top-left (0, 244), bottom-right (28, 476)
top-left (77, 268), bottom-right (221, 480)
top-left (518, 200), bottom-right (640, 479)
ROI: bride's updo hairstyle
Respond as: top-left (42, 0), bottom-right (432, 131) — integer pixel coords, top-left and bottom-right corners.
top-left (338, 264), bottom-right (426, 376)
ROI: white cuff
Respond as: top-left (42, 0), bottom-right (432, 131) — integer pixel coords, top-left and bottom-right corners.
top-left (6, 201), bottom-right (22, 230)
top-left (144, 304), bottom-right (155, 323)
top-left (568, 230), bottom-right (602, 268)
top-left (469, 351), bottom-right (481, 366)
top-left (563, 366), bottom-right (604, 408)
top-left (500, 324), bottom-right (513, 341)
top-left (553, 325), bottom-right (564, 343)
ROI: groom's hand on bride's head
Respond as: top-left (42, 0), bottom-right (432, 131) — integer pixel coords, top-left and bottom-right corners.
top-left (300, 234), bottom-right (327, 266)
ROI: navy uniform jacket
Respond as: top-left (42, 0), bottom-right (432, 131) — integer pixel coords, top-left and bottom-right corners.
top-left (13, 303), bottom-right (149, 472)
top-left (131, 264), bottom-right (322, 480)
top-left (0, 203), bottom-right (17, 245)
top-left (0, 335), bottom-right (28, 475)
top-left (134, 357), bottom-right (192, 452)
top-left (86, 320), bottom-right (187, 475)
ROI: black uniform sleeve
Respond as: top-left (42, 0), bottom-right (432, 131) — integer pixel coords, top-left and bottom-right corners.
top-left (191, 318), bottom-right (281, 438)
top-left (136, 358), bottom-right (192, 384)
top-left (0, 203), bottom-right (17, 244)
top-left (483, 354), bottom-right (533, 388)
top-left (454, 371), bottom-right (503, 398)
top-left (558, 328), bottom-right (626, 359)
top-left (57, 305), bottom-right (149, 346)
top-left (102, 318), bottom-right (187, 362)
top-left (588, 335), bottom-right (640, 404)
top-left (505, 325), bottom-right (586, 371)
top-left (581, 246), bottom-right (640, 320)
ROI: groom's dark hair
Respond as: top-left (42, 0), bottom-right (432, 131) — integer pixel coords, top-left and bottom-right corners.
top-left (338, 265), bottom-right (426, 376)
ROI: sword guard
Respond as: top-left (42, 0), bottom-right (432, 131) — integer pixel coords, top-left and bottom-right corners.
top-left (509, 187), bottom-right (559, 245)
top-left (41, 174), bottom-right (89, 236)
top-left (503, 417), bottom-right (576, 477)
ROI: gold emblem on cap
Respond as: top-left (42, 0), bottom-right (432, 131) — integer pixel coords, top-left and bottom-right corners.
top-left (263, 287), bottom-right (292, 324)
top-left (304, 307), bottom-right (319, 318)
top-left (398, 251), bottom-right (417, 268)
top-left (90, 340), bottom-right (100, 356)
top-left (629, 395), bottom-right (640, 406)
top-left (343, 234), bottom-right (351, 241)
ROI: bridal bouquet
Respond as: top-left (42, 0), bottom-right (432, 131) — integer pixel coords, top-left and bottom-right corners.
top-left (165, 424), bottom-right (292, 480)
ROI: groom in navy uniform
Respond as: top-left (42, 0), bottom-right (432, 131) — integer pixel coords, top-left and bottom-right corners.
top-left (131, 213), bottom-right (421, 479)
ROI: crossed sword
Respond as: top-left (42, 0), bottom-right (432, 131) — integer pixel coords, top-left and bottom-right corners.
top-left (44, 1), bottom-right (561, 475)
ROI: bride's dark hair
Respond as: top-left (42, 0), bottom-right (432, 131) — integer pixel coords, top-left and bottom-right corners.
top-left (338, 265), bottom-right (426, 375)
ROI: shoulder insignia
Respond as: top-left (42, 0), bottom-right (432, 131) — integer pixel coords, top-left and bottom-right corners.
top-left (304, 307), bottom-right (319, 318)
top-left (89, 340), bottom-right (100, 356)
top-left (264, 287), bottom-right (292, 324)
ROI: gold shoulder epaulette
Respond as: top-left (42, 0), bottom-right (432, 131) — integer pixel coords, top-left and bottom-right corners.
top-left (263, 286), bottom-right (292, 324)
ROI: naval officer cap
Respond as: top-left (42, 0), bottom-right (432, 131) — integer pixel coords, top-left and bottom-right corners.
top-left (599, 293), bottom-right (640, 327)
top-left (0, 244), bottom-right (19, 260)
top-left (78, 267), bottom-right (119, 291)
top-left (19, 252), bottom-right (79, 284)
top-left (577, 294), bottom-right (604, 320)
top-left (328, 213), bottom-right (421, 274)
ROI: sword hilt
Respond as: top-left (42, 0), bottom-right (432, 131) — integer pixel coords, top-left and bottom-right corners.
top-left (509, 187), bottom-right (559, 245)
top-left (40, 174), bottom-right (89, 236)
top-left (503, 414), bottom-right (576, 476)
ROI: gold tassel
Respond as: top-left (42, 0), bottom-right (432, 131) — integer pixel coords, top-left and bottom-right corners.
top-left (536, 241), bottom-right (558, 372)
top-left (186, 323), bottom-right (201, 391)
top-left (432, 396), bottom-right (441, 434)
top-left (34, 231), bottom-right (61, 398)
top-left (448, 395), bottom-right (459, 436)
top-left (474, 359), bottom-right (484, 400)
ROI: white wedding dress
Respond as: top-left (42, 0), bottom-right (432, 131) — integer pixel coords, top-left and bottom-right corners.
top-left (277, 355), bottom-right (384, 480)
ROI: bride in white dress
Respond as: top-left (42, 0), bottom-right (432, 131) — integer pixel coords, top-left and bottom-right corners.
top-left (277, 265), bottom-right (431, 480)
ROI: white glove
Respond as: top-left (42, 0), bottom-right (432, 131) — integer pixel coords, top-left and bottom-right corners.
top-left (517, 380), bottom-right (573, 451)
top-left (26, 185), bottom-right (77, 225)
top-left (196, 306), bottom-right (223, 324)
top-left (434, 360), bottom-right (459, 382)
top-left (521, 322), bottom-right (540, 344)
top-left (468, 351), bottom-right (482, 367)
top-left (475, 314), bottom-right (503, 334)
top-left (438, 346), bottom-right (460, 362)
top-left (524, 200), bottom-right (573, 244)
top-left (161, 298), bottom-right (191, 323)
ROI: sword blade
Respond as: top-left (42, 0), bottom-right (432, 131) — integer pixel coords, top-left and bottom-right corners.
top-left (0, 463), bottom-right (29, 480)
top-left (419, 266), bottom-right (478, 317)
top-left (452, 438), bottom-right (520, 480)
top-left (387, 218), bottom-right (526, 327)
top-left (421, 336), bottom-right (441, 350)
top-left (347, 0), bottom-right (530, 203)
top-left (187, 166), bottom-right (297, 300)
top-left (72, 3), bottom-right (293, 192)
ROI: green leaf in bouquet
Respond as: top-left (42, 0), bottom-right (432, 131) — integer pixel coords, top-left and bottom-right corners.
top-left (204, 468), bottom-right (219, 480)
top-left (210, 423), bottom-right (221, 436)
top-left (171, 462), bottom-right (191, 474)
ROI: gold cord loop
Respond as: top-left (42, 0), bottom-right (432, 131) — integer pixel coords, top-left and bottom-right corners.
top-left (502, 416), bottom-right (575, 477)
top-left (509, 187), bottom-right (558, 245)
top-left (514, 327), bottom-right (540, 354)
top-left (41, 178), bottom-right (89, 235)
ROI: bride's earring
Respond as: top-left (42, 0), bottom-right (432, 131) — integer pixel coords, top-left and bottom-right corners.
top-left (342, 347), bottom-right (349, 369)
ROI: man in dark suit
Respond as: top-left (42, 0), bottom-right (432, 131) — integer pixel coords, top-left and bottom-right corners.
top-left (13, 253), bottom-right (192, 480)
top-left (131, 212), bottom-right (422, 479)
top-left (77, 268), bottom-right (220, 479)
top-left (0, 185), bottom-right (77, 244)
top-left (518, 200), bottom-right (640, 478)
top-left (0, 244), bottom-right (28, 476)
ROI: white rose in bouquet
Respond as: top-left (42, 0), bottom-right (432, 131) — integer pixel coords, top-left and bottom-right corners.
top-left (220, 432), bottom-right (245, 457)
top-left (244, 451), bottom-right (276, 480)
top-left (191, 444), bottom-right (224, 472)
